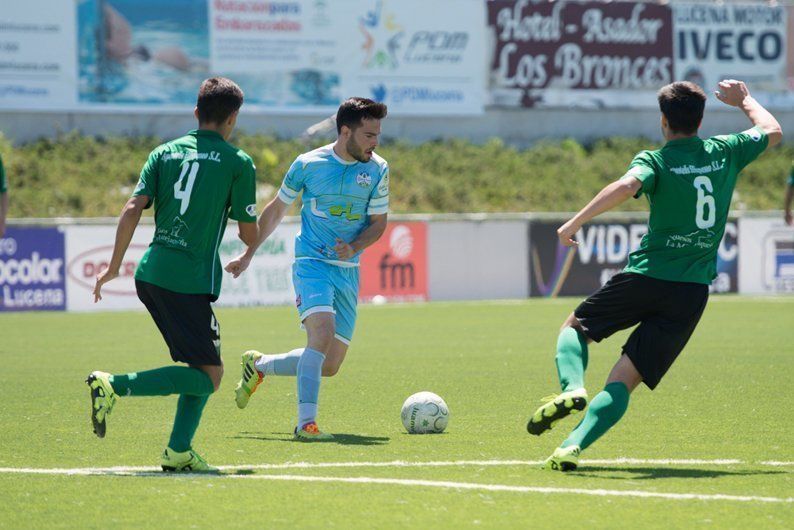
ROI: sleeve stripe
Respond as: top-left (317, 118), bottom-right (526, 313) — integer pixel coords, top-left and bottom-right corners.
top-left (279, 183), bottom-right (299, 199)
top-left (277, 190), bottom-right (297, 205)
top-left (367, 205), bottom-right (389, 215)
top-left (369, 196), bottom-right (389, 207)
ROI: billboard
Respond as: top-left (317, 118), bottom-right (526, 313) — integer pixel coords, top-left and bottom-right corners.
top-left (674, 3), bottom-right (789, 106)
top-left (2, 0), bottom-right (486, 115)
top-left (738, 217), bottom-right (794, 294)
top-left (529, 219), bottom-right (739, 297)
top-left (0, 227), bottom-right (66, 312)
top-left (65, 225), bottom-right (155, 311)
top-left (344, 0), bottom-right (486, 115)
top-left (217, 223), bottom-right (300, 307)
top-left (65, 223), bottom-right (302, 311)
top-left (360, 222), bottom-right (428, 302)
top-left (0, 2), bottom-right (77, 110)
top-left (488, 0), bottom-right (674, 108)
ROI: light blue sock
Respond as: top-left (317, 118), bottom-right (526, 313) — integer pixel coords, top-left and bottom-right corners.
top-left (297, 347), bottom-right (325, 428)
top-left (255, 348), bottom-right (302, 376)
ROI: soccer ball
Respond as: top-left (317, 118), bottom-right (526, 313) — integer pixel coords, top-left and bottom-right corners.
top-left (401, 391), bottom-right (449, 434)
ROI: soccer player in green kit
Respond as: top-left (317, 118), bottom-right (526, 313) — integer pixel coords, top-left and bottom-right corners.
top-left (86, 77), bottom-right (258, 472)
top-left (527, 80), bottom-right (782, 471)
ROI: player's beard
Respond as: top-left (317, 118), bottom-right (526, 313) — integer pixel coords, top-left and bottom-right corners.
top-left (345, 136), bottom-right (372, 163)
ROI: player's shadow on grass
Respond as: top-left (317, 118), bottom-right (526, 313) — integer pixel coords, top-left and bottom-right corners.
top-left (233, 432), bottom-right (390, 446)
top-left (574, 466), bottom-right (787, 480)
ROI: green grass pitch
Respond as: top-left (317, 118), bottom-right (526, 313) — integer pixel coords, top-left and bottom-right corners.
top-left (0, 298), bottom-right (791, 528)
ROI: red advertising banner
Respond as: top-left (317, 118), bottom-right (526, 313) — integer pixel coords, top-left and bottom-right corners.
top-left (360, 222), bottom-right (428, 302)
top-left (488, 0), bottom-right (674, 108)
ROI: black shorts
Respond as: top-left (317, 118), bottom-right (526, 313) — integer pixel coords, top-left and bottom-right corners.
top-left (136, 280), bottom-right (221, 366)
top-left (574, 272), bottom-right (708, 390)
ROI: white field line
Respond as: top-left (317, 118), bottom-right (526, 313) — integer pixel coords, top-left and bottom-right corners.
top-left (232, 474), bottom-right (794, 504)
top-left (1, 459), bottom-right (791, 504)
top-left (0, 457), bottom-right (788, 476)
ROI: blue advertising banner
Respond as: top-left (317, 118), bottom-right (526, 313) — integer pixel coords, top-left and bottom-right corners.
top-left (0, 227), bottom-right (66, 311)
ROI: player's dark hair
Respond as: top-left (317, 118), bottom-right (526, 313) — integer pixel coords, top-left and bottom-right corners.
top-left (657, 82), bottom-right (706, 135)
top-left (336, 97), bottom-right (388, 134)
top-left (196, 77), bottom-right (244, 125)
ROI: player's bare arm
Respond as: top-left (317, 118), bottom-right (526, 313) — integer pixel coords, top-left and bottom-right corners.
top-left (784, 181), bottom-right (793, 226)
top-left (557, 178), bottom-right (642, 247)
top-left (225, 196), bottom-right (290, 278)
top-left (715, 79), bottom-right (783, 147)
top-left (93, 194), bottom-right (149, 301)
top-left (334, 213), bottom-right (387, 260)
top-left (237, 221), bottom-right (258, 247)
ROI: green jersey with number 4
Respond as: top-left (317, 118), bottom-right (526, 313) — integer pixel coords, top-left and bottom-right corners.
top-left (133, 129), bottom-right (257, 299)
top-left (624, 126), bottom-right (768, 285)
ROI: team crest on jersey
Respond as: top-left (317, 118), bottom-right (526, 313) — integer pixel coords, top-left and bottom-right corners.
top-left (356, 172), bottom-right (372, 187)
top-left (246, 204), bottom-right (257, 217)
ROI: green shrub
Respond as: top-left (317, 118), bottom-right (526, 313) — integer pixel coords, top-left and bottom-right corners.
top-left (1, 133), bottom-right (790, 218)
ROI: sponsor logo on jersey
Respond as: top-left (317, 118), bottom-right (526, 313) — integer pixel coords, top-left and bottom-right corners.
top-left (356, 172), bottom-right (372, 187)
top-left (329, 203), bottom-right (362, 221)
top-left (246, 204), bottom-right (257, 217)
top-left (377, 173), bottom-right (389, 195)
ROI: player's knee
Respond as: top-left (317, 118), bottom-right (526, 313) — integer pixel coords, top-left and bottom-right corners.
top-left (560, 313), bottom-right (583, 333)
top-left (209, 365), bottom-right (223, 392)
top-left (322, 362), bottom-right (341, 377)
top-left (309, 327), bottom-right (336, 352)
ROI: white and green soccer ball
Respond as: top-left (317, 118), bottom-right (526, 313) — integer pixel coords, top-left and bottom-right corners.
top-left (401, 391), bottom-right (449, 434)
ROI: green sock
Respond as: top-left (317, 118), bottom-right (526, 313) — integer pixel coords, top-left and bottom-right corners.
top-left (555, 327), bottom-right (589, 392)
top-left (168, 394), bottom-right (210, 452)
top-left (109, 366), bottom-right (213, 397)
top-left (562, 382), bottom-right (630, 450)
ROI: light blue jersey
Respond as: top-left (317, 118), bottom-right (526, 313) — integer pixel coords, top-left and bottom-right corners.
top-left (278, 144), bottom-right (389, 266)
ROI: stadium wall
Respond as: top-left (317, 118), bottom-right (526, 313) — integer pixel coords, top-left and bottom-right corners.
top-left (2, 108), bottom-right (793, 147)
top-left (1, 213), bottom-right (790, 313)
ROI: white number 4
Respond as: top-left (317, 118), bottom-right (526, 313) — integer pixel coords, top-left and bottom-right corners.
top-left (174, 162), bottom-right (199, 215)
top-left (693, 176), bottom-right (716, 229)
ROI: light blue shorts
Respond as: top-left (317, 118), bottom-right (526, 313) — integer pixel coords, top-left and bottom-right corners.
top-left (292, 259), bottom-right (359, 345)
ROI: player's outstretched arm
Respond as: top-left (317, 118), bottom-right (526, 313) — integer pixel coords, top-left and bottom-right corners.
top-left (93, 195), bottom-right (148, 301)
top-left (715, 79), bottom-right (783, 148)
top-left (225, 196), bottom-right (290, 278)
top-left (557, 178), bottom-right (641, 247)
top-left (334, 213), bottom-right (388, 260)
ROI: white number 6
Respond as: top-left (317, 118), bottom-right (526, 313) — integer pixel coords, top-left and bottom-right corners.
top-left (693, 176), bottom-right (716, 229)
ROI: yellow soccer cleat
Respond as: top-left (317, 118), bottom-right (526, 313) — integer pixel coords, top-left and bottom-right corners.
top-left (527, 388), bottom-right (588, 436)
top-left (85, 371), bottom-right (117, 438)
top-left (542, 445), bottom-right (581, 472)
top-left (235, 350), bottom-right (264, 409)
top-left (160, 447), bottom-right (219, 473)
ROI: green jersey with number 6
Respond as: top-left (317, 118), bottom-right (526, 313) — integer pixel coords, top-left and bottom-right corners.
top-left (623, 126), bottom-right (768, 285)
top-left (133, 129), bottom-right (257, 299)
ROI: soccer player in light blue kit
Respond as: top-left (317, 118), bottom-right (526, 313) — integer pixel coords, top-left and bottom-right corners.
top-left (226, 97), bottom-right (389, 440)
